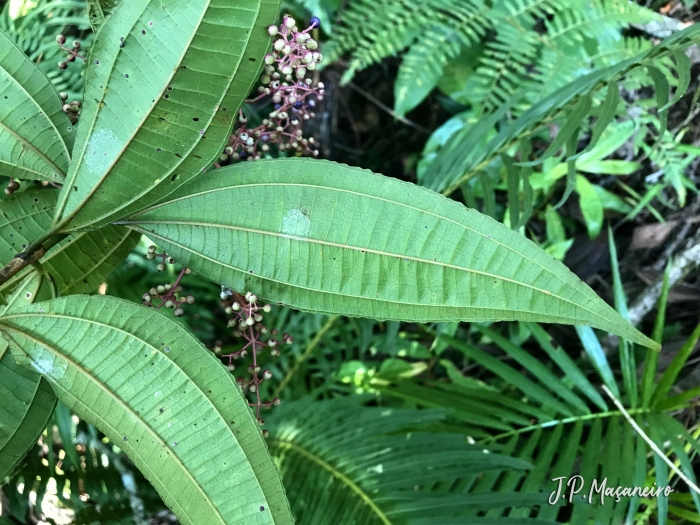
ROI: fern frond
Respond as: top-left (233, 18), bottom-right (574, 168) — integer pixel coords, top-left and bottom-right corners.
top-left (424, 23), bottom-right (700, 195)
top-left (325, 0), bottom-right (434, 83)
top-left (371, 314), bottom-right (700, 523)
top-left (267, 396), bottom-right (542, 524)
top-left (394, 0), bottom-right (490, 116)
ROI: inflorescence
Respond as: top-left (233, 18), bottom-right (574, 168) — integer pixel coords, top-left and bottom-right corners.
top-left (139, 14), bottom-right (321, 431)
top-left (141, 246), bottom-right (194, 317)
top-left (55, 35), bottom-right (84, 124)
top-left (215, 289), bottom-right (293, 433)
top-left (220, 15), bottom-right (324, 163)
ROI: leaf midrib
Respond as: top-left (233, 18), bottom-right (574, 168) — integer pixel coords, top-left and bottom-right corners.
top-left (0, 46), bottom-right (71, 169)
top-left (129, 180), bottom-right (604, 306)
top-left (74, 4), bottom-right (262, 230)
top-left (0, 317), bottom-right (230, 525)
top-left (129, 220), bottom-right (608, 326)
top-left (0, 119), bottom-right (66, 179)
top-left (269, 439), bottom-right (393, 525)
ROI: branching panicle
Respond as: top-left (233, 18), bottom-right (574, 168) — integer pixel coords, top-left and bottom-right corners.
top-left (220, 15), bottom-right (325, 163)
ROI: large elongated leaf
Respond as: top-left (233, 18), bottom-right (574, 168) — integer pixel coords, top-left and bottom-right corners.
top-left (0, 296), bottom-right (293, 524)
top-left (0, 29), bottom-right (74, 182)
top-left (0, 270), bottom-right (57, 479)
top-left (123, 158), bottom-right (657, 349)
top-left (0, 190), bottom-right (140, 297)
top-left (52, 0), bottom-right (281, 232)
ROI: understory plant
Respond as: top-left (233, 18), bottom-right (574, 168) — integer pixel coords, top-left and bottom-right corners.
top-left (0, 0), bottom-right (699, 523)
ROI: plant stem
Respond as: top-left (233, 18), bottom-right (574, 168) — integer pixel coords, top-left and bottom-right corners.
top-left (0, 231), bottom-right (66, 286)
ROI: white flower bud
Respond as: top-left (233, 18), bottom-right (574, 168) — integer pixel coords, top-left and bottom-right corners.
top-left (273, 39), bottom-right (285, 51)
top-left (306, 39), bottom-right (318, 50)
top-left (284, 16), bottom-right (295, 28)
top-left (264, 53), bottom-right (275, 65)
top-left (267, 25), bottom-right (278, 36)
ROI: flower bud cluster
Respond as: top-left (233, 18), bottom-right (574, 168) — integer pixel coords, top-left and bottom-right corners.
top-left (142, 246), bottom-right (194, 316)
top-left (216, 289), bottom-right (292, 427)
top-left (59, 92), bottom-right (81, 125)
top-left (56, 35), bottom-right (84, 70)
top-left (220, 15), bottom-right (324, 163)
top-left (4, 178), bottom-right (19, 196)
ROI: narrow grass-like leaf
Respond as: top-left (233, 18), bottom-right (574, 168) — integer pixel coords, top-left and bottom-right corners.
top-left (647, 65), bottom-right (670, 140)
top-left (580, 83), bottom-right (620, 158)
top-left (651, 324), bottom-right (700, 407)
top-left (670, 50), bottom-right (691, 106)
top-left (0, 296), bottom-right (293, 525)
top-left (124, 158), bottom-right (658, 349)
top-left (642, 260), bottom-right (672, 406)
top-left (526, 322), bottom-right (607, 411)
top-left (551, 129), bottom-right (579, 210)
top-left (575, 326), bottom-right (619, 398)
top-left (523, 94), bottom-right (591, 167)
top-left (0, 29), bottom-right (74, 182)
top-left (516, 139), bottom-right (533, 229)
top-left (649, 424), bottom-right (669, 525)
top-left (655, 414), bottom-right (700, 514)
top-left (53, 0), bottom-right (281, 232)
top-left (474, 326), bottom-right (589, 414)
top-left (443, 335), bottom-right (575, 416)
top-left (503, 154), bottom-right (520, 229)
top-left (608, 227), bottom-right (636, 406)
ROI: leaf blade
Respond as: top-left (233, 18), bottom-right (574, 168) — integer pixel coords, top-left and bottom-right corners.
top-left (53, 0), bottom-right (281, 231)
top-left (0, 29), bottom-right (74, 182)
top-left (126, 158), bottom-right (657, 349)
top-left (0, 296), bottom-right (293, 525)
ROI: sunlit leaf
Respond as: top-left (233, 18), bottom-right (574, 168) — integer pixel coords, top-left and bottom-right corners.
top-left (0, 296), bottom-right (293, 525)
top-left (53, 0), bottom-right (281, 232)
top-left (124, 158), bottom-right (658, 349)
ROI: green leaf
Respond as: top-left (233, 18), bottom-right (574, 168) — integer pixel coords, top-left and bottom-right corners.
top-left (0, 190), bottom-right (140, 296)
top-left (647, 65), bottom-right (670, 140)
top-left (267, 396), bottom-right (531, 524)
top-left (651, 323), bottom-right (700, 407)
top-left (575, 175), bottom-right (603, 239)
top-left (52, 0), bottom-right (282, 232)
top-left (0, 295), bottom-right (293, 525)
top-left (86, 0), bottom-right (118, 33)
top-left (0, 29), bottom-right (74, 182)
top-left (0, 271), bottom-right (57, 480)
top-left (426, 23), bottom-right (700, 195)
top-left (123, 158), bottom-right (658, 349)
